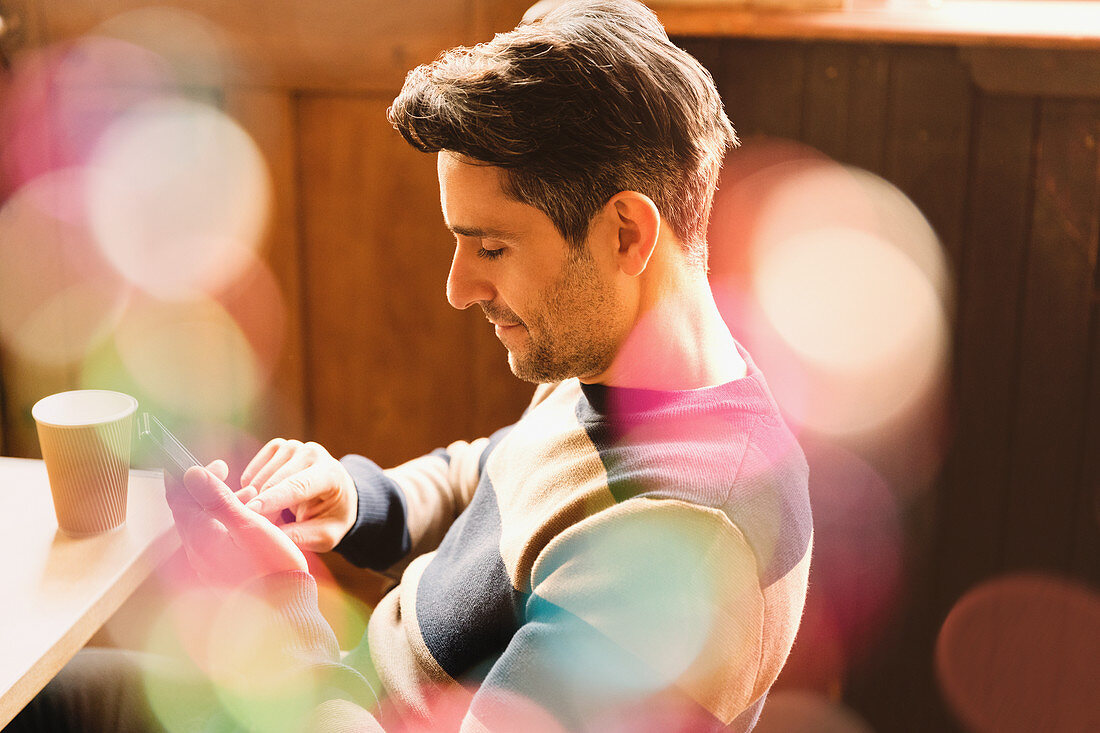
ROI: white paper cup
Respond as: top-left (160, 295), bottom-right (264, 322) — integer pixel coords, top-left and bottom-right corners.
top-left (32, 390), bottom-right (138, 536)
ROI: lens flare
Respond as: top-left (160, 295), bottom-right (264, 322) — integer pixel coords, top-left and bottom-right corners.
top-left (754, 690), bottom-right (874, 733)
top-left (206, 590), bottom-right (326, 732)
top-left (754, 226), bottom-right (948, 435)
top-left (214, 253), bottom-right (288, 392)
top-left (140, 586), bottom-right (234, 731)
top-left (0, 36), bottom-right (175, 193)
top-left (0, 168), bottom-right (130, 365)
top-left (86, 96), bottom-right (272, 299)
top-left (708, 141), bottom-right (951, 441)
top-left (801, 440), bottom-right (904, 665)
top-left (936, 573), bottom-right (1100, 733)
top-left (110, 295), bottom-right (264, 422)
top-left (471, 689), bottom-right (571, 733)
top-left (314, 579), bottom-right (371, 658)
top-left (92, 5), bottom-right (235, 88)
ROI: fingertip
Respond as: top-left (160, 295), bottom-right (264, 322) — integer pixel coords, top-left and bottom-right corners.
top-left (209, 461), bottom-right (229, 483)
top-left (183, 465), bottom-right (209, 484)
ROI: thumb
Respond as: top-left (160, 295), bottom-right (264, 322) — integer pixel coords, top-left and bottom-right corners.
top-left (206, 459), bottom-right (229, 482)
top-left (183, 466), bottom-right (254, 532)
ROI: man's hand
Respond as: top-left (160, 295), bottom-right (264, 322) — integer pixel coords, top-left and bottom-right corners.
top-left (239, 439), bottom-right (359, 553)
top-left (166, 460), bottom-right (309, 586)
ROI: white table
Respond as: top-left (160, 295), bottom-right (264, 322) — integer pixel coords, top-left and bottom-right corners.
top-left (0, 457), bottom-right (180, 728)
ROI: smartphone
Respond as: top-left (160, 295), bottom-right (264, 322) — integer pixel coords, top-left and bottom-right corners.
top-left (138, 412), bottom-right (202, 483)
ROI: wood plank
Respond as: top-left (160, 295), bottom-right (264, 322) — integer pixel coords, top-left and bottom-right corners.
top-left (1004, 99), bottom-right (1100, 573)
top-left (883, 45), bottom-right (972, 268)
top-left (844, 44), bottom-right (974, 733)
top-left (649, 2), bottom-right (1100, 51)
top-left (222, 88), bottom-right (308, 442)
top-left (962, 48), bottom-right (1100, 98)
top-left (28, 0), bottom-right (471, 92)
top-left (935, 94), bottom-right (1036, 620)
top-left (0, 184), bottom-right (84, 458)
top-left (296, 94), bottom-right (484, 467)
top-left (1080, 295), bottom-right (1100, 587)
top-left (717, 39), bottom-right (806, 141)
top-left (802, 42), bottom-right (852, 162)
top-left (844, 44), bottom-right (889, 176)
top-left (1084, 117), bottom-right (1100, 586)
top-left (675, 36), bottom-right (723, 88)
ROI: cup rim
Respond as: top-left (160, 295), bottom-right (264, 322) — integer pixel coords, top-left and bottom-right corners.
top-left (32, 390), bottom-right (139, 428)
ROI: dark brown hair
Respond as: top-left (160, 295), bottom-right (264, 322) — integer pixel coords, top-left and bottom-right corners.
top-left (388, 0), bottom-right (737, 269)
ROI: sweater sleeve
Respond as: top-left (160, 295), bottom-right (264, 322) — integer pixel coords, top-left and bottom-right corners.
top-left (222, 571), bottom-right (386, 732)
top-left (331, 383), bottom-right (555, 574)
top-left (332, 429), bottom-right (508, 574)
top-left (458, 499), bottom-right (772, 733)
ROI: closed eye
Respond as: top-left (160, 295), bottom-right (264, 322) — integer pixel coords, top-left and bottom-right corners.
top-left (476, 246), bottom-right (506, 260)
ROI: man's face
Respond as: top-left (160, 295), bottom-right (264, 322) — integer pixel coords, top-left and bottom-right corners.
top-left (437, 152), bottom-right (627, 384)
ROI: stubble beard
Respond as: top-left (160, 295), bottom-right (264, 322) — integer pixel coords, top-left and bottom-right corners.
top-left (505, 249), bottom-right (623, 384)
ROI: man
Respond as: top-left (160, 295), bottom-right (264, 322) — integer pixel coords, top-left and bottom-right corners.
top-left (10, 1), bottom-right (811, 731)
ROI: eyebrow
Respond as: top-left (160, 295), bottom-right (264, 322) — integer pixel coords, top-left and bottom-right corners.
top-left (447, 224), bottom-right (521, 240)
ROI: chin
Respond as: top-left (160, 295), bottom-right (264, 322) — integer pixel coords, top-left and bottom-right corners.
top-left (506, 353), bottom-right (542, 384)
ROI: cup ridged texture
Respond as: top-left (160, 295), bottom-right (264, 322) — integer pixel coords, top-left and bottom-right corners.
top-left (36, 413), bottom-right (133, 536)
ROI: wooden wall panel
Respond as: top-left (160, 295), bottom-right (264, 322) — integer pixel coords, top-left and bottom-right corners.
top-left (296, 94), bottom-right (522, 468)
top-left (876, 50), bottom-right (971, 728)
top-left (1004, 99), bottom-right (1100, 572)
top-left (28, 0), bottom-right (472, 92)
top-left (802, 43), bottom-right (851, 162)
top-left (473, 0), bottom-right (539, 39)
top-left (801, 42), bottom-right (890, 173)
top-left (844, 44), bottom-right (890, 175)
top-left (676, 37), bottom-right (1098, 733)
top-left (1079, 268), bottom-right (1100, 586)
top-left (936, 94), bottom-right (1036, 617)
top-left (0, 344), bottom-right (70, 458)
top-left (0, 72), bottom-right (75, 457)
top-left (718, 40), bottom-right (807, 141)
top-left (884, 46), bottom-right (972, 267)
top-left (223, 89), bottom-right (308, 442)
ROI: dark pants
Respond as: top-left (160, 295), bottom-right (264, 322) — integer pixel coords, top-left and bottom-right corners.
top-left (6, 647), bottom-right (238, 733)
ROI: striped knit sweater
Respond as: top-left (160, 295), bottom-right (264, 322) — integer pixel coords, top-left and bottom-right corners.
top-left (258, 344), bottom-right (812, 732)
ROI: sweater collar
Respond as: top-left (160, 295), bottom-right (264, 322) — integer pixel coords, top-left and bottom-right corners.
top-left (576, 341), bottom-right (771, 419)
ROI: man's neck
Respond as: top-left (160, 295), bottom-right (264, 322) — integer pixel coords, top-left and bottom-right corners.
top-left (583, 269), bottom-right (747, 391)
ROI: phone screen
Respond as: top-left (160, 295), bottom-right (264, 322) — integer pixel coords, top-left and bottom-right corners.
top-left (138, 413), bottom-right (201, 483)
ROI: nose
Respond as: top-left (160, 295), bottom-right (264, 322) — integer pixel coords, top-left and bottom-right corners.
top-left (445, 243), bottom-right (496, 310)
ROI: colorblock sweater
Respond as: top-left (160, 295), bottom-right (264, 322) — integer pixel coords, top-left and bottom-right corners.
top-left (256, 345), bottom-right (812, 732)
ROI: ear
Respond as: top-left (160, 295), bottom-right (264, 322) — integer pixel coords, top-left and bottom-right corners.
top-left (608, 191), bottom-right (661, 277)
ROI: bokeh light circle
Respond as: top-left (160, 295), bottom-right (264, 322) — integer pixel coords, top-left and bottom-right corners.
top-left (86, 96), bottom-right (271, 299)
top-left (936, 573), bottom-right (1100, 732)
top-left (111, 296), bottom-right (263, 422)
top-left (754, 690), bottom-right (874, 733)
top-left (92, 5), bottom-right (234, 89)
top-left (753, 225), bottom-right (948, 435)
top-left (0, 36), bottom-right (176, 192)
top-left (141, 586), bottom-right (234, 732)
top-left (707, 142), bottom-right (951, 440)
top-left (206, 591), bottom-right (323, 732)
top-left (0, 168), bottom-right (130, 365)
